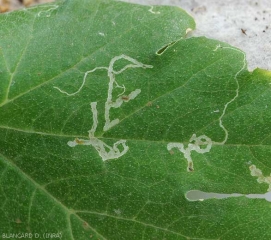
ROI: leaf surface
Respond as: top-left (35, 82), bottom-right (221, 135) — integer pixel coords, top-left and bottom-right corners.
top-left (1, 0), bottom-right (271, 239)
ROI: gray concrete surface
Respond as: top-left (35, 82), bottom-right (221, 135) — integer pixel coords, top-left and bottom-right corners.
top-left (124, 0), bottom-right (271, 71)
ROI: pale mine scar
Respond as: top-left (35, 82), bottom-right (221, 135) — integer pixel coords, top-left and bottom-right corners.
top-left (249, 165), bottom-right (271, 192)
top-left (167, 45), bottom-right (246, 172)
top-left (54, 55), bottom-right (153, 161)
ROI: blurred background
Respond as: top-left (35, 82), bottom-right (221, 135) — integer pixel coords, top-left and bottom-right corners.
top-left (0, 0), bottom-right (53, 12)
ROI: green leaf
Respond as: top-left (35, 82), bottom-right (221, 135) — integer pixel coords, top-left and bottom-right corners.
top-left (1, 0), bottom-right (271, 239)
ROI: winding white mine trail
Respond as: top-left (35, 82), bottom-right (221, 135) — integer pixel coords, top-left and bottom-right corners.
top-left (167, 45), bottom-right (246, 171)
top-left (54, 55), bottom-right (152, 160)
